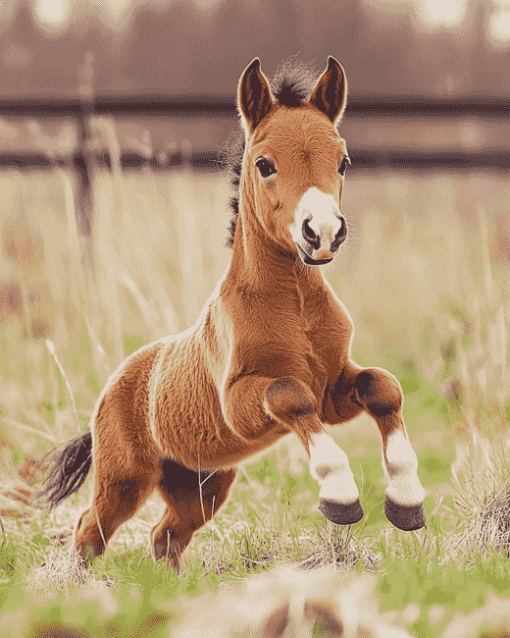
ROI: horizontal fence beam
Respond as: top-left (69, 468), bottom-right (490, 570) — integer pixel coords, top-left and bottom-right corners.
top-left (350, 150), bottom-right (510, 170)
top-left (1, 94), bottom-right (509, 171)
top-left (1, 96), bottom-right (510, 118)
top-left (1, 150), bottom-right (509, 171)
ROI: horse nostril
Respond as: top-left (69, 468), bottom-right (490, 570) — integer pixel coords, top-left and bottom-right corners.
top-left (331, 217), bottom-right (347, 250)
top-left (302, 219), bottom-right (320, 250)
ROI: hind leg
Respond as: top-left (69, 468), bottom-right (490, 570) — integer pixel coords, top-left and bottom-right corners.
top-left (151, 458), bottom-right (237, 570)
top-left (72, 338), bottom-right (166, 562)
top-left (75, 454), bottom-right (160, 563)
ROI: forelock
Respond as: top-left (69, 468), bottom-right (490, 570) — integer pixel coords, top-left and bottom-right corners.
top-left (270, 58), bottom-right (318, 108)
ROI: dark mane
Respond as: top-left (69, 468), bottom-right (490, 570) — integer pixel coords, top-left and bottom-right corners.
top-left (224, 59), bottom-right (319, 248)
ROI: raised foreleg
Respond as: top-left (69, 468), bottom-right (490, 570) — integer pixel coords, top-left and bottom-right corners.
top-left (330, 363), bottom-right (426, 531)
top-left (225, 375), bottom-right (363, 525)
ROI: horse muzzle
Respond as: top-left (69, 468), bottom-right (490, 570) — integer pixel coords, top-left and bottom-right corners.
top-left (296, 215), bottom-right (347, 265)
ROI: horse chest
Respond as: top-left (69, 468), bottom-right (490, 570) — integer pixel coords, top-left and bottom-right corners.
top-left (302, 334), bottom-right (330, 405)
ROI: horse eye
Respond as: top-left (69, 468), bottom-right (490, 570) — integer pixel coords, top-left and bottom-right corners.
top-left (255, 157), bottom-right (277, 179)
top-left (338, 155), bottom-right (351, 176)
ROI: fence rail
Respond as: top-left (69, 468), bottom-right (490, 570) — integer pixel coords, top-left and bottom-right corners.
top-left (2, 93), bottom-right (509, 238)
top-left (2, 97), bottom-right (510, 172)
top-left (2, 150), bottom-right (510, 172)
top-left (2, 96), bottom-right (510, 173)
top-left (2, 96), bottom-right (510, 118)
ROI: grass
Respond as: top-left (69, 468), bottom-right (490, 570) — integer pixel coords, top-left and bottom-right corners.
top-left (0, 155), bottom-right (510, 636)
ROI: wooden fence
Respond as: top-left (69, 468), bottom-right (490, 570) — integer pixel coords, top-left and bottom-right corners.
top-left (1, 52), bottom-right (510, 236)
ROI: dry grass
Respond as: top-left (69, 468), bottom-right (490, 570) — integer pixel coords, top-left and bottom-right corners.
top-left (2, 168), bottom-right (509, 444)
top-left (1, 165), bottom-right (509, 483)
top-left (444, 425), bottom-right (510, 559)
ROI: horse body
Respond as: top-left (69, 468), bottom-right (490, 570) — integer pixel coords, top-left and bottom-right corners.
top-left (38, 56), bottom-right (426, 570)
top-left (151, 257), bottom-right (353, 468)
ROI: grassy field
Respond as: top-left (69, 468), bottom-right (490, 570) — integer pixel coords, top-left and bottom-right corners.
top-left (1, 161), bottom-right (510, 637)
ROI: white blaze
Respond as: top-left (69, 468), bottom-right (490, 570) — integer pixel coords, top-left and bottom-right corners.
top-left (289, 187), bottom-right (343, 256)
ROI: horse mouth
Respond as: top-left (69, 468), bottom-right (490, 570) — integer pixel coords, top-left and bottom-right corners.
top-left (296, 244), bottom-right (334, 266)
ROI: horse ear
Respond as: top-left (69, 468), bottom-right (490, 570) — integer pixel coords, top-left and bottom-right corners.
top-left (238, 58), bottom-right (274, 133)
top-left (309, 56), bottom-right (347, 125)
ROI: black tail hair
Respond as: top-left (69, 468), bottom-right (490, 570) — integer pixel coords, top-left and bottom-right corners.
top-left (33, 431), bottom-right (93, 511)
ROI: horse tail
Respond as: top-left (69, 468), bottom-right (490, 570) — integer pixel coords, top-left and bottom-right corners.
top-left (33, 431), bottom-right (93, 511)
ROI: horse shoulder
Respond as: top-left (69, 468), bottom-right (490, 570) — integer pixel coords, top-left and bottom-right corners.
top-left (199, 295), bottom-right (235, 392)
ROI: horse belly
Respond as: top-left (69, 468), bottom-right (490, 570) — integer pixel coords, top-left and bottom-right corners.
top-left (198, 422), bottom-right (290, 469)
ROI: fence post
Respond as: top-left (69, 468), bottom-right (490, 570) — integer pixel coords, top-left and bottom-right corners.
top-left (74, 51), bottom-right (95, 273)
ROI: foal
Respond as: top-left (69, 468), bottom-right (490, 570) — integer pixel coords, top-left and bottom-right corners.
top-left (38, 57), bottom-right (426, 570)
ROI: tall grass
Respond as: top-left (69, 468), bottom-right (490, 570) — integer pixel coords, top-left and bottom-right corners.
top-left (328, 169), bottom-right (510, 436)
top-left (0, 161), bottom-right (230, 452)
top-left (1, 161), bottom-right (509, 483)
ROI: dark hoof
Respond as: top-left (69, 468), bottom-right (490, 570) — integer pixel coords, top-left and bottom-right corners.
top-left (319, 498), bottom-right (364, 525)
top-left (384, 497), bottom-right (426, 531)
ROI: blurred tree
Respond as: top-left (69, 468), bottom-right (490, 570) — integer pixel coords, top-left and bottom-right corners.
top-left (0, 0), bottom-right (509, 99)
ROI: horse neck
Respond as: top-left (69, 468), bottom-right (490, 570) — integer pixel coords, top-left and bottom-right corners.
top-left (227, 201), bottom-right (326, 299)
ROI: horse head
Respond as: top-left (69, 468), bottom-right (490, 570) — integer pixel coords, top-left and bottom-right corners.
top-left (238, 56), bottom-right (350, 266)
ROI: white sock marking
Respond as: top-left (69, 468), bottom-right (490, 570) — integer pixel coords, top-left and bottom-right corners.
top-left (309, 432), bottom-right (359, 505)
top-left (384, 430), bottom-right (425, 506)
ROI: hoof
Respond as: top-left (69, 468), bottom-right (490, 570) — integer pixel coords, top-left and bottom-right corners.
top-left (319, 498), bottom-right (364, 525)
top-left (384, 497), bottom-right (426, 531)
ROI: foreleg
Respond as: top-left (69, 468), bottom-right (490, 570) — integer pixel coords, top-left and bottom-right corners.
top-left (225, 375), bottom-right (363, 525)
top-left (332, 364), bottom-right (426, 531)
top-left (308, 431), bottom-right (363, 524)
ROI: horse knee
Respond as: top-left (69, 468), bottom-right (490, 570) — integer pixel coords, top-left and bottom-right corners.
top-left (265, 378), bottom-right (317, 422)
top-left (354, 369), bottom-right (403, 418)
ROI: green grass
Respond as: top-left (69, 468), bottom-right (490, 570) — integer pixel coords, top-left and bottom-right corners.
top-left (0, 162), bottom-right (510, 636)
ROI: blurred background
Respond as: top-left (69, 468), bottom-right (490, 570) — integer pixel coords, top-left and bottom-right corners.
top-left (1, 0), bottom-right (510, 97)
top-left (0, 0), bottom-right (509, 478)
top-left (2, 0), bottom-right (510, 171)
